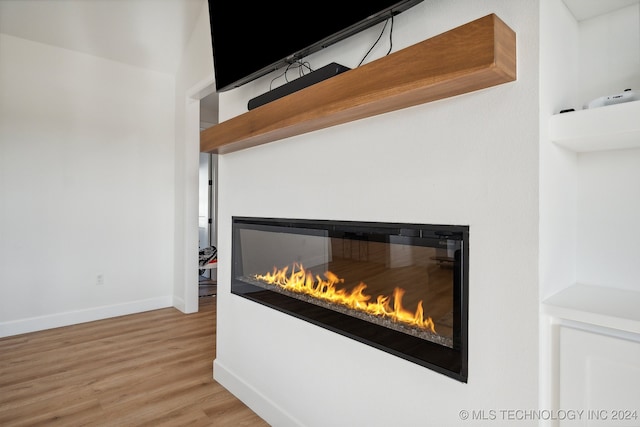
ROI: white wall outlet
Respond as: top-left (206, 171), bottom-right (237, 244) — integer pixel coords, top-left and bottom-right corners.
top-left (96, 273), bottom-right (104, 286)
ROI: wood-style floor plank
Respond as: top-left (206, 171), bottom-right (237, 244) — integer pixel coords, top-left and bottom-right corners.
top-left (0, 296), bottom-right (270, 426)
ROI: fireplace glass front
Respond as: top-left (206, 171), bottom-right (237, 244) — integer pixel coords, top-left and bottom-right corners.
top-left (231, 217), bottom-right (469, 382)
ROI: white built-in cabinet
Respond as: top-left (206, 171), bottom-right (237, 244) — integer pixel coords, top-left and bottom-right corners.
top-left (541, 1), bottom-right (640, 425)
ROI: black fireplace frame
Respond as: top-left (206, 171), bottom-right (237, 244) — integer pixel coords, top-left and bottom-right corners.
top-left (231, 216), bottom-right (469, 382)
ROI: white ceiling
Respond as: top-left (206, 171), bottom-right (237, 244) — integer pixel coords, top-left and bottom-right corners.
top-left (562, 0), bottom-right (639, 21)
top-left (0, 0), bottom-right (205, 74)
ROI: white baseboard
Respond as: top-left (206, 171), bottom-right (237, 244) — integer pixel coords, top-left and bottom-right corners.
top-left (213, 358), bottom-right (303, 427)
top-left (0, 296), bottom-right (173, 338)
top-left (173, 295), bottom-right (186, 313)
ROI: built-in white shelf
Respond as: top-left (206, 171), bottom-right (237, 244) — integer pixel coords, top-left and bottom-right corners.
top-left (542, 283), bottom-right (640, 335)
top-left (549, 100), bottom-right (640, 152)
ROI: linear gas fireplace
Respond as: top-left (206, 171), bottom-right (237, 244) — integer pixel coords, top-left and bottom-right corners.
top-left (231, 217), bottom-right (469, 382)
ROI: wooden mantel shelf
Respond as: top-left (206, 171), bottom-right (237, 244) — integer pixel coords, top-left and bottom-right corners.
top-left (201, 13), bottom-right (516, 154)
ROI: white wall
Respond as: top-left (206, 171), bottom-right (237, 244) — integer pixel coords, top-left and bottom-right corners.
top-left (0, 33), bottom-right (176, 336)
top-left (575, 3), bottom-right (640, 292)
top-left (213, 1), bottom-right (541, 425)
top-left (578, 3), bottom-right (640, 106)
top-left (172, 0), bottom-right (214, 312)
top-left (576, 148), bottom-right (640, 291)
top-left (538, 0), bottom-right (579, 302)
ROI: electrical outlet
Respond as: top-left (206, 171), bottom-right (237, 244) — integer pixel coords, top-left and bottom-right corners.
top-left (96, 274), bottom-right (104, 286)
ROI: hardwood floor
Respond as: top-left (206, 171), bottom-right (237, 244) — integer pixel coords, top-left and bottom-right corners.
top-left (0, 296), bottom-right (270, 426)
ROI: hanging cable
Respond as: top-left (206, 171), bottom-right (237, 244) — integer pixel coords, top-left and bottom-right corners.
top-left (358, 15), bottom-right (395, 68)
top-left (269, 60), bottom-right (314, 90)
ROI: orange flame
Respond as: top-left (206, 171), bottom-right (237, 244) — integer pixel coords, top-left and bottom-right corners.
top-left (255, 263), bottom-right (436, 334)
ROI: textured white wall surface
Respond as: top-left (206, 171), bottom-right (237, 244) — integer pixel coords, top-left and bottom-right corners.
top-left (0, 34), bottom-right (176, 334)
top-left (214, 1), bottom-right (541, 425)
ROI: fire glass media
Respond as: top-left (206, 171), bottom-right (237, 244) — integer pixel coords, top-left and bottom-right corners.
top-left (231, 217), bottom-right (469, 382)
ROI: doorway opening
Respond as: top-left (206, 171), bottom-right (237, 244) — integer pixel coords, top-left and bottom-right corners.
top-left (198, 92), bottom-right (219, 298)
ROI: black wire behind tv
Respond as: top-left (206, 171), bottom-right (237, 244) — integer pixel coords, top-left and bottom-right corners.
top-left (207, 0), bottom-right (424, 92)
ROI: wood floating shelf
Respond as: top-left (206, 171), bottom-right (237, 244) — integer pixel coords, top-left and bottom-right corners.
top-left (201, 13), bottom-right (516, 154)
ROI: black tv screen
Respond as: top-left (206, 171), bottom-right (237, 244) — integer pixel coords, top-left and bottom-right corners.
top-left (208, 0), bottom-right (424, 92)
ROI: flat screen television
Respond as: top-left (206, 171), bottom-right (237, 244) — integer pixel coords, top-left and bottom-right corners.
top-left (208, 0), bottom-right (424, 92)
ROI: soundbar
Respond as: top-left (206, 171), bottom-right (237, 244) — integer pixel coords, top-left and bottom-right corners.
top-left (248, 62), bottom-right (351, 110)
